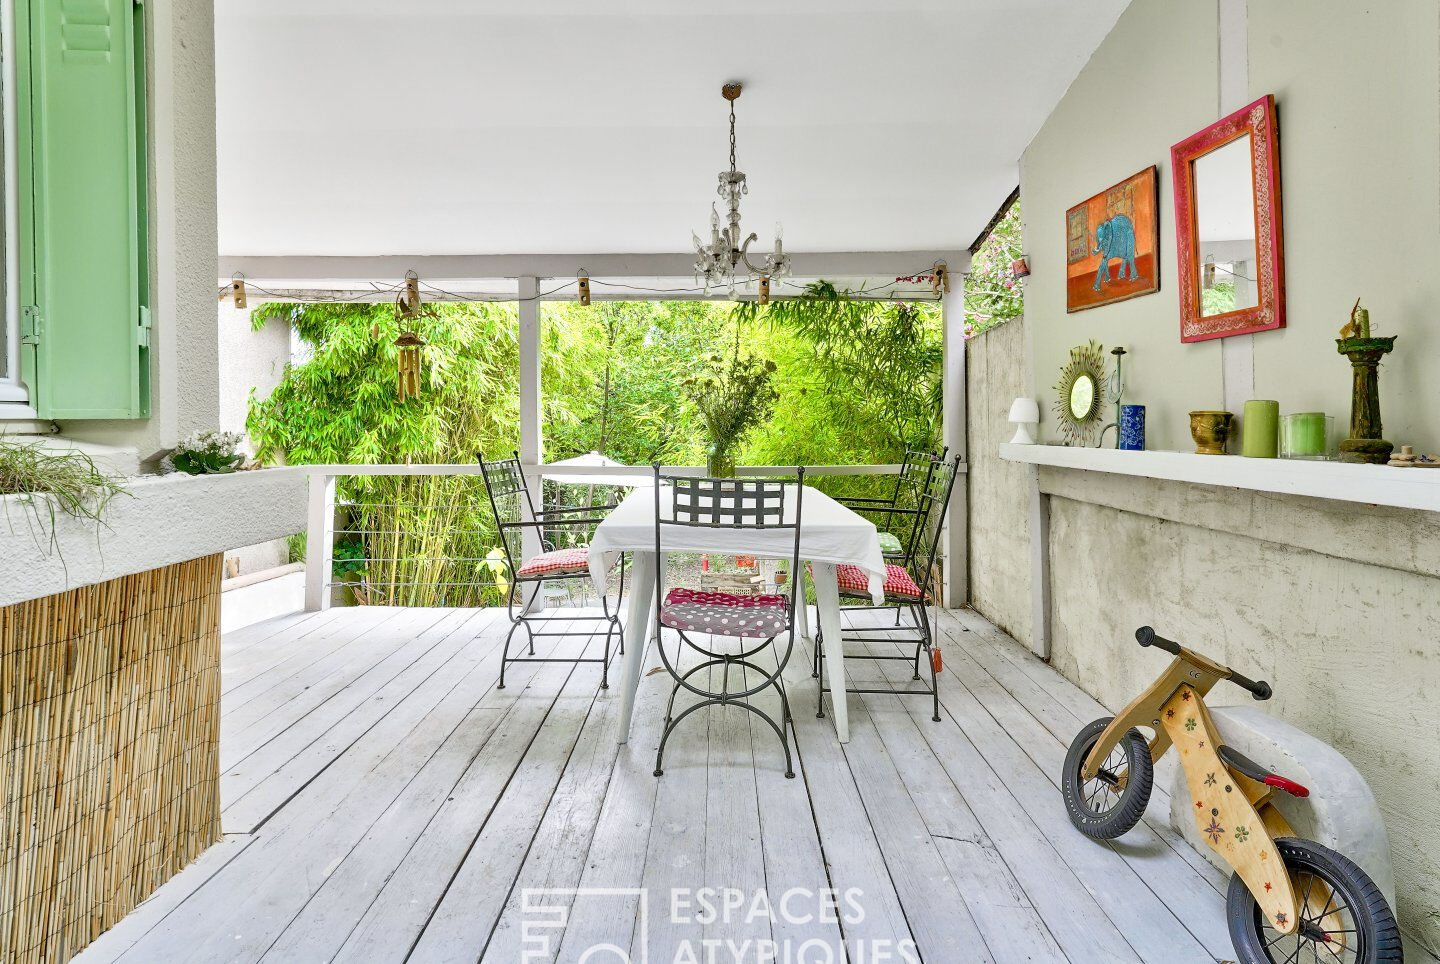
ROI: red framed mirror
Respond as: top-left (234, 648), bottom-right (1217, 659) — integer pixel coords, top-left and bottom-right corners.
top-left (1171, 94), bottom-right (1285, 342)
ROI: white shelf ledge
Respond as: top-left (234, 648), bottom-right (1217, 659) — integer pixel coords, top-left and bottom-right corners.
top-left (998, 443), bottom-right (1440, 513)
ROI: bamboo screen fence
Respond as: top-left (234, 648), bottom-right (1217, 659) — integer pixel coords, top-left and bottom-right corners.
top-left (0, 554), bottom-right (224, 963)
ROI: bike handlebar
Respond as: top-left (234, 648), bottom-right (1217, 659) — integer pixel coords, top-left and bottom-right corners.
top-left (1135, 626), bottom-right (1272, 700)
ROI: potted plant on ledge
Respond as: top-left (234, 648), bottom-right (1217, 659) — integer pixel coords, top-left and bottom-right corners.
top-left (685, 353), bottom-right (779, 477)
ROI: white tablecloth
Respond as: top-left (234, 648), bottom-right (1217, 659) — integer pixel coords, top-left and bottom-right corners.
top-left (588, 483), bottom-right (886, 605)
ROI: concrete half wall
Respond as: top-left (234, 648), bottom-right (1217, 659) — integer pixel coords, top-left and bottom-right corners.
top-left (1007, 0), bottom-right (1440, 950)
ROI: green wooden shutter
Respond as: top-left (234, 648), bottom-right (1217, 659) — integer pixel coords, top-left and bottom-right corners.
top-left (18, 0), bottom-right (149, 419)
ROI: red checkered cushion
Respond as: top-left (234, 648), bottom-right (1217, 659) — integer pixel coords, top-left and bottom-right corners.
top-left (660, 588), bottom-right (789, 638)
top-left (834, 562), bottom-right (923, 601)
top-left (515, 546), bottom-right (590, 578)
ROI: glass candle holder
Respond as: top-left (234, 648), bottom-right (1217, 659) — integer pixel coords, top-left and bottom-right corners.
top-left (1281, 413), bottom-right (1333, 460)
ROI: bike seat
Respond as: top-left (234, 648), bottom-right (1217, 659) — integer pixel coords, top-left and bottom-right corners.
top-left (1217, 744), bottom-right (1310, 797)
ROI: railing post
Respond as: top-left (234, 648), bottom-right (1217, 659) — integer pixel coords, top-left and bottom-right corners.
top-left (304, 472), bottom-right (336, 611)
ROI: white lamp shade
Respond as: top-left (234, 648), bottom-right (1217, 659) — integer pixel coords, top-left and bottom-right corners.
top-left (1008, 397), bottom-right (1040, 423)
top-left (1008, 397), bottom-right (1039, 445)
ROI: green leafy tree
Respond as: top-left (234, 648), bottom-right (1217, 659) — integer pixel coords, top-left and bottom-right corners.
top-left (965, 199), bottom-right (1024, 336)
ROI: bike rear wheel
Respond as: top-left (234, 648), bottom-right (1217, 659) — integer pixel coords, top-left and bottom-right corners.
top-left (1226, 837), bottom-right (1402, 963)
top-left (1061, 716), bottom-right (1154, 840)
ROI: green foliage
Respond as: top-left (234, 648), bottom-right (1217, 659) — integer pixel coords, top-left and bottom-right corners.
top-left (249, 286), bottom-right (947, 606)
top-left (1202, 281), bottom-right (1237, 317)
top-left (684, 353), bottom-right (779, 461)
top-left (965, 199), bottom-right (1024, 336)
top-left (0, 439), bottom-right (126, 521)
top-left (249, 299), bottom-right (550, 606)
top-left (166, 430), bottom-right (245, 475)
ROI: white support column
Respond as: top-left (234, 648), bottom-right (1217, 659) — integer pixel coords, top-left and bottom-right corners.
top-left (304, 472), bottom-right (336, 611)
top-left (518, 276), bottom-right (544, 610)
top-left (940, 268), bottom-right (969, 608)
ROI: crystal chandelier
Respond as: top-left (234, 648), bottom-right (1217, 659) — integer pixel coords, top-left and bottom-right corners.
top-left (692, 83), bottom-right (792, 293)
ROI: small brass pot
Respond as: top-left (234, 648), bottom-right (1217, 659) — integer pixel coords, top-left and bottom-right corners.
top-left (1189, 410), bottom-right (1234, 455)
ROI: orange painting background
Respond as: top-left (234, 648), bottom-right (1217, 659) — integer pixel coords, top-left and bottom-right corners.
top-left (1066, 167), bottom-right (1158, 311)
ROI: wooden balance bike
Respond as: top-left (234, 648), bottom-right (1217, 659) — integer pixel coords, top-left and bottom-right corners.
top-left (1061, 627), bottom-right (1402, 963)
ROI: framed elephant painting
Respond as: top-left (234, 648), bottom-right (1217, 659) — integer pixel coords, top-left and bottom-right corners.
top-left (1065, 166), bottom-right (1160, 312)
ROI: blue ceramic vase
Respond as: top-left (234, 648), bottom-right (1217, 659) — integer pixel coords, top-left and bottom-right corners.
top-left (1119, 404), bottom-right (1146, 451)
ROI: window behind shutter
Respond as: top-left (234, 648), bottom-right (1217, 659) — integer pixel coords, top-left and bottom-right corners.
top-left (18, 0), bottom-right (149, 419)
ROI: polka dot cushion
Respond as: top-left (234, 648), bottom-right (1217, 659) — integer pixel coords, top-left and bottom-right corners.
top-left (877, 531), bottom-right (905, 556)
top-left (834, 562), bottom-right (923, 601)
top-left (659, 588), bottom-right (790, 639)
top-left (515, 546), bottom-right (591, 578)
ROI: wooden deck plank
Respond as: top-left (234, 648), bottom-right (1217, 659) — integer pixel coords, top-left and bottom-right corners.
top-left (787, 653), bottom-right (919, 952)
top-left (221, 608), bottom-right (458, 767)
top-left (69, 604), bottom-right (1258, 964)
top-left (113, 612), bottom-right (520, 962)
top-left (71, 835), bottom-right (256, 964)
top-left (219, 606), bottom-right (395, 695)
top-left (842, 623), bottom-right (1068, 964)
top-left (748, 643), bottom-right (847, 956)
top-left (550, 636), bottom-right (671, 963)
top-left (402, 634), bottom-right (606, 963)
top-left (319, 619), bottom-right (601, 956)
top-left (477, 659), bottom-right (624, 962)
top-left (220, 609), bottom-right (497, 830)
top-left (918, 627), bottom-right (1219, 961)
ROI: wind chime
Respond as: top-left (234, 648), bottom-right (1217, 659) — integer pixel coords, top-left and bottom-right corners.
top-left (394, 273), bottom-right (429, 401)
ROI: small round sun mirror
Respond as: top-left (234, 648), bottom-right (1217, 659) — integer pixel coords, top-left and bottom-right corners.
top-left (1069, 374), bottom-right (1096, 421)
top-left (1053, 341), bottom-right (1108, 445)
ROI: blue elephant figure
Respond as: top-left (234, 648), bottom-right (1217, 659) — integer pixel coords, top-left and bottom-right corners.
top-left (1092, 214), bottom-right (1138, 291)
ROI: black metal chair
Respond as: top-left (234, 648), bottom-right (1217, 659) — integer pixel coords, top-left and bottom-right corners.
top-left (479, 452), bottom-right (623, 689)
top-left (814, 456), bottom-right (960, 722)
top-left (836, 447), bottom-right (947, 560)
top-left (651, 467), bottom-right (805, 779)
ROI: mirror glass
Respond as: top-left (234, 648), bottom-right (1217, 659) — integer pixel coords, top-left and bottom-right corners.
top-left (1069, 374), bottom-right (1095, 420)
top-left (1193, 134), bottom-right (1259, 317)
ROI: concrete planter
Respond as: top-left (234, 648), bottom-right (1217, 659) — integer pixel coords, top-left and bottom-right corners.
top-left (0, 467), bottom-right (308, 608)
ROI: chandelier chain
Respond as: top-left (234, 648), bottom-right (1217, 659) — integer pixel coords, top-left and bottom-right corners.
top-left (729, 100), bottom-right (737, 173)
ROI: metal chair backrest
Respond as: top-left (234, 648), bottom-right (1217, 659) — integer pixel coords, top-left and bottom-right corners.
top-left (652, 467), bottom-right (807, 633)
top-left (889, 446), bottom-right (948, 560)
top-left (479, 451), bottom-right (540, 575)
top-left (906, 456), bottom-right (960, 604)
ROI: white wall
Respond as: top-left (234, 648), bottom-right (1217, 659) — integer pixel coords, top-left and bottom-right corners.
top-left (1016, 0), bottom-right (1440, 950)
top-left (218, 300), bottom-right (292, 575)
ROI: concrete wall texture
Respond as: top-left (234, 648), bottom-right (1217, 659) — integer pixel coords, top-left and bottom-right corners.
top-left (1012, 0), bottom-right (1440, 949)
top-left (965, 317), bottom-right (1032, 649)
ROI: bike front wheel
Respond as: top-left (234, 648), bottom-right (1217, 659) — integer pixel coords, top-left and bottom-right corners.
top-left (1061, 716), bottom-right (1154, 840)
top-left (1227, 837), bottom-right (1402, 963)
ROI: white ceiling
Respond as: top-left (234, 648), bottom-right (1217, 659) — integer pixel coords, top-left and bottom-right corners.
top-left (215, 0), bottom-right (1130, 258)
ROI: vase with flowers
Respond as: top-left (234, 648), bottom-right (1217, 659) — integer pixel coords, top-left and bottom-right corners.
top-left (685, 353), bottom-right (779, 477)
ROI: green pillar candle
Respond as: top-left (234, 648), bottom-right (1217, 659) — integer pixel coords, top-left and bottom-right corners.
top-left (1241, 400), bottom-right (1279, 458)
top-left (1283, 412), bottom-right (1329, 459)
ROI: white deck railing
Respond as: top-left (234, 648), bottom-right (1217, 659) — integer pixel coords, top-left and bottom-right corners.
top-left (301, 462), bottom-right (966, 611)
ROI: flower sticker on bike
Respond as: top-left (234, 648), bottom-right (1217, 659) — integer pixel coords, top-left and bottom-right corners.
top-left (1234, 825), bottom-right (1250, 842)
top-left (1185, 717), bottom-right (1197, 732)
top-left (1204, 772), bottom-right (1217, 787)
top-left (1204, 819), bottom-right (1225, 844)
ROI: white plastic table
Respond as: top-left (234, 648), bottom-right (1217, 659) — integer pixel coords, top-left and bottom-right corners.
top-left (588, 483), bottom-right (886, 744)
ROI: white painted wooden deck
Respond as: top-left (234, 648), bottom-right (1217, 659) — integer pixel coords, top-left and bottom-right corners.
top-left (71, 604), bottom-right (1425, 964)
